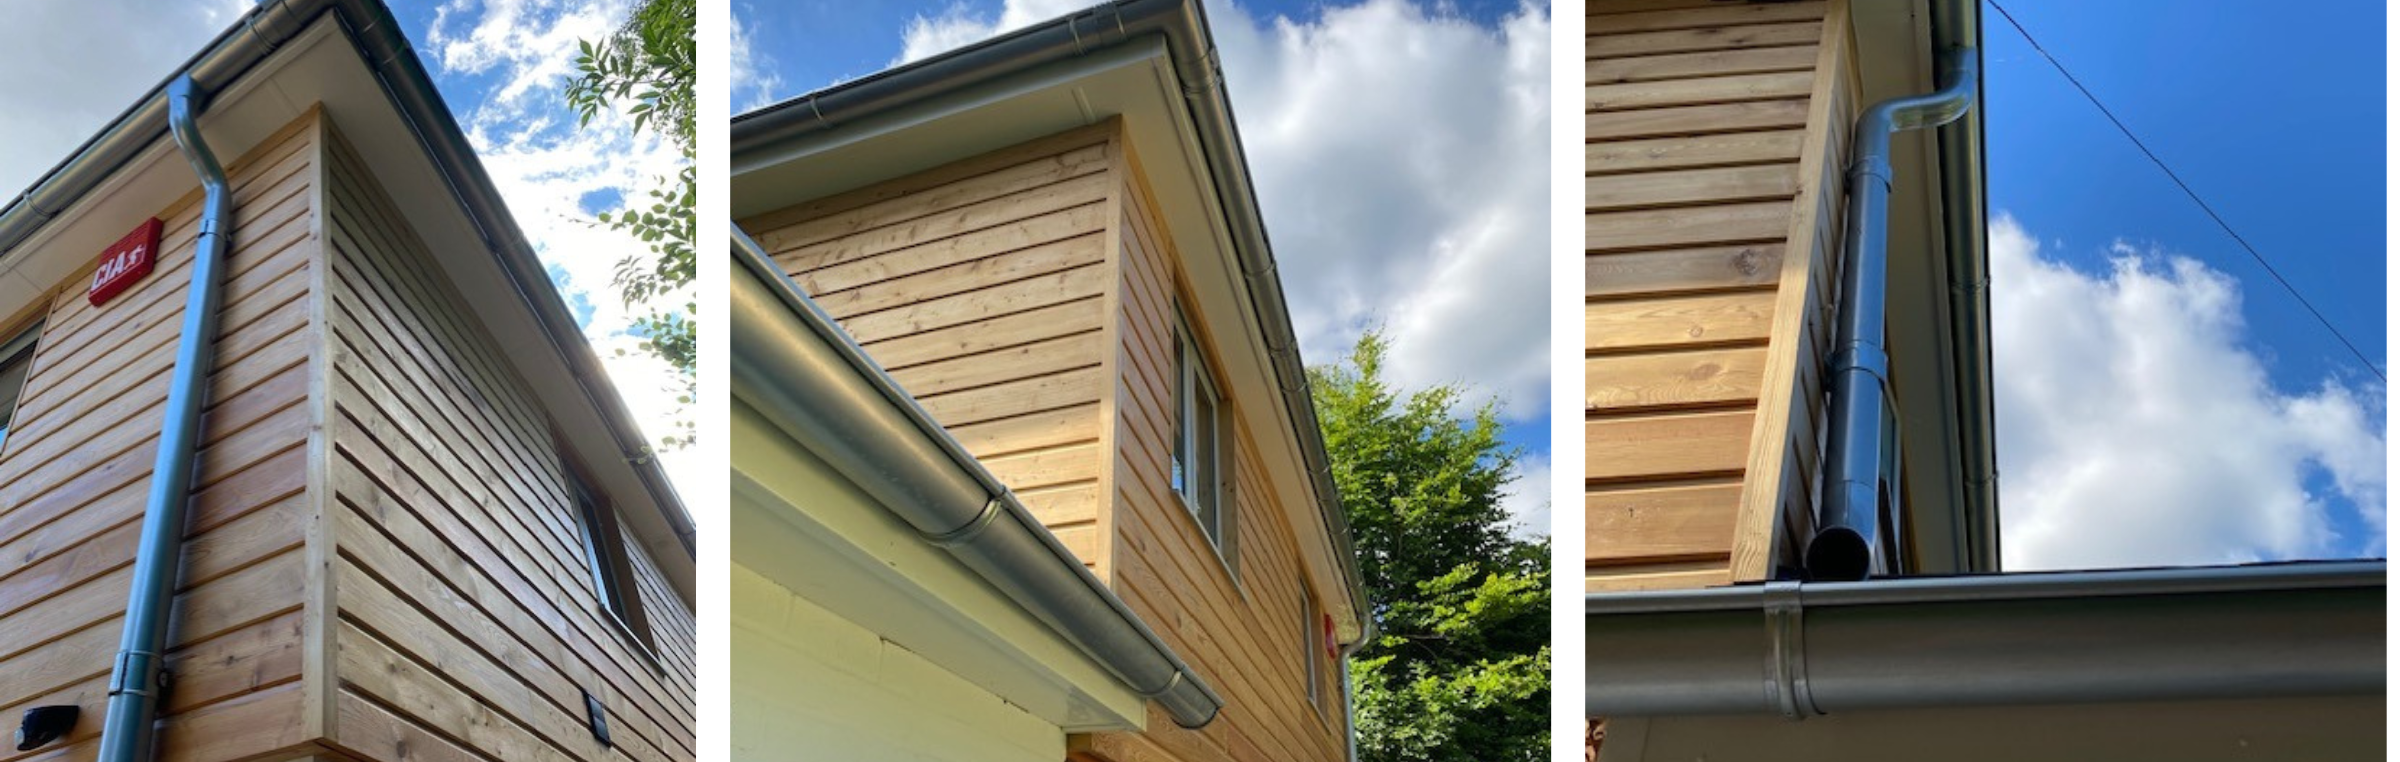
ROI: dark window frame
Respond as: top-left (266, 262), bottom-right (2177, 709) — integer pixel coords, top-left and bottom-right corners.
top-left (564, 461), bottom-right (663, 671)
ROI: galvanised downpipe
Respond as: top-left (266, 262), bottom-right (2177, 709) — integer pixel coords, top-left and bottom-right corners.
top-left (1806, 47), bottom-right (1979, 581)
top-left (99, 74), bottom-right (233, 762)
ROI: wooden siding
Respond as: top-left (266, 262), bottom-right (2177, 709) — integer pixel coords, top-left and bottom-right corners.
top-left (0, 110), bottom-right (322, 760)
top-left (1067, 133), bottom-right (1344, 762)
top-left (318, 121), bottom-right (697, 762)
top-left (736, 125), bottom-right (1118, 571)
top-left (1587, 0), bottom-right (1850, 591)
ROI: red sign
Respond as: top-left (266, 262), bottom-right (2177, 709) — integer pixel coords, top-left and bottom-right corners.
top-left (1323, 614), bottom-right (1338, 660)
top-left (89, 217), bottom-right (161, 306)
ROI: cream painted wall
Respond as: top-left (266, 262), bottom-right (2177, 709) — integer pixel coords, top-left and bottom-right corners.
top-left (732, 563), bottom-right (1065, 761)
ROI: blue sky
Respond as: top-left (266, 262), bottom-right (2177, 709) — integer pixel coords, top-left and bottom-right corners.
top-left (736, 0), bottom-right (1557, 535)
top-left (1980, 0), bottom-right (2386, 568)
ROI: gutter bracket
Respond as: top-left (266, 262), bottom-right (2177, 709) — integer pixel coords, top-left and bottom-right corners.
top-left (922, 494), bottom-right (1008, 548)
top-left (1763, 580), bottom-right (1816, 720)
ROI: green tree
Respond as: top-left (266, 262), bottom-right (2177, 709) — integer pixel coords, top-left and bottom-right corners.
top-left (1312, 331), bottom-right (1549, 762)
top-left (567, 0), bottom-right (695, 448)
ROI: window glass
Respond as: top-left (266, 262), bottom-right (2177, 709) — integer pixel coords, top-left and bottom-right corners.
top-left (1172, 308), bottom-right (1228, 553)
top-left (568, 469), bottom-right (656, 658)
top-left (0, 322), bottom-right (44, 449)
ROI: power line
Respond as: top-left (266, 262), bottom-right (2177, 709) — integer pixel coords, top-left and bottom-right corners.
top-left (1986, 0), bottom-right (2386, 384)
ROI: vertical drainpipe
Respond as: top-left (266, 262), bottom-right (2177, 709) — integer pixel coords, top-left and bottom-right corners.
top-left (1805, 48), bottom-right (1978, 581)
top-left (1339, 617), bottom-right (1375, 762)
top-left (98, 74), bottom-right (234, 762)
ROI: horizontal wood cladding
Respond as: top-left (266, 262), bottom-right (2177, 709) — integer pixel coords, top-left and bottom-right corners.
top-left (737, 124), bottom-right (1118, 569)
top-left (319, 122), bottom-right (695, 762)
top-left (1588, 0), bottom-right (1839, 593)
top-left (1074, 137), bottom-right (1343, 762)
top-left (0, 110), bottom-right (320, 762)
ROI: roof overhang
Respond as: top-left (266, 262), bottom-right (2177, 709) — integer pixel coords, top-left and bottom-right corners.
top-left (0, 0), bottom-right (696, 602)
top-left (1851, 0), bottom-right (1997, 574)
top-left (730, 0), bottom-right (1370, 642)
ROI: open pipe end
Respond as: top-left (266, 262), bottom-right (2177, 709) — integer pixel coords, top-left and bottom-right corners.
top-left (1805, 527), bottom-right (1873, 582)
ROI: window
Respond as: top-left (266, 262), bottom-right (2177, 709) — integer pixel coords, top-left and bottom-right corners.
top-left (1170, 308), bottom-right (1227, 552)
top-left (1303, 582), bottom-right (1322, 708)
top-left (567, 468), bottom-right (658, 660)
top-left (0, 321), bottom-right (41, 450)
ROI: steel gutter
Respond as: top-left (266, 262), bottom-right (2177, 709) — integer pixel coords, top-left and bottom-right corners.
top-left (730, 0), bottom-right (1372, 640)
top-left (1931, 0), bottom-right (2001, 574)
top-left (1808, 46), bottom-right (1979, 581)
top-left (0, 0), bottom-right (696, 566)
top-left (97, 75), bottom-right (233, 762)
top-left (1586, 561), bottom-right (2385, 718)
top-left (731, 227), bottom-right (1224, 727)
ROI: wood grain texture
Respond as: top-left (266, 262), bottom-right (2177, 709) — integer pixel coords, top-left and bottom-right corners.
top-left (321, 120), bottom-right (695, 762)
top-left (1590, 21), bottom-right (1825, 58)
top-left (743, 127), bottom-right (1118, 570)
top-left (1587, 290), bottom-right (1777, 353)
top-left (1067, 131), bottom-right (1349, 762)
top-left (1590, 45), bottom-right (1819, 84)
top-left (1588, 410), bottom-right (1754, 483)
top-left (1587, 244), bottom-right (1784, 298)
top-left (1588, 129), bottom-right (1805, 175)
top-left (1588, 481), bottom-right (1742, 563)
top-left (1585, 0), bottom-right (1838, 591)
top-left (1587, 200), bottom-right (1793, 253)
top-left (0, 111), bottom-right (321, 762)
top-left (1588, 70), bottom-right (1815, 111)
top-left (1589, 99), bottom-right (1811, 141)
top-left (1587, 163), bottom-right (1799, 212)
top-left (1588, 346), bottom-right (1766, 413)
top-left (1728, 0), bottom-right (1854, 582)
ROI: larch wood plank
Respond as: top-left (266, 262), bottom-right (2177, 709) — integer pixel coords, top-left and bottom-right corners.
top-left (1590, 45), bottom-right (1820, 83)
top-left (1588, 199), bottom-right (1792, 253)
top-left (1591, 1), bottom-right (1824, 31)
top-left (1587, 162), bottom-right (1799, 212)
top-left (1730, 0), bottom-right (1850, 581)
top-left (1585, 560), bottom-right (1733, 592)
top-left (1586, 290), bottom-right (1777, 353)
top-left (1589, 129), bottom-right (1805, 175)
top-left (1587, 409), bottom-right (1754, 482)
top-left (738, 121), bottom-right (1118, 240)
top-left (1590, 21), bottom-right (1824, 58)
top-left (1589, 99), bottom-right (1810, 141)
top-left (1588, 346), bottom-right (1766, 412)
top-left (1588, 481), bottom-right (1743, 563)
top-left (1587, 244), bottom-right (1783, 298)
top-left (796, 203), bottom-right (1108, 295)
top-left (1588, 70), bottom-right (1815, 111)
top-left (812, 233), bottom-right (1107, 321)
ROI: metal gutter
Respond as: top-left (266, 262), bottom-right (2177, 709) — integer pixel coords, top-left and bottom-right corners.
top-left (98, 74), bottom-right (233, 762)
top-left (1808, 46), bottom-right (1979, 581)
top-left (730, 0), bottom-right (1372, 639)
top-left (0, 0), bottom-right (696, 567)
top-left (731, 227), bottom-right (1224, 728)
top-left (1930, 0), bottom-right (2001, 573)
top-left (1586, 561), bottom-right (2385, 718)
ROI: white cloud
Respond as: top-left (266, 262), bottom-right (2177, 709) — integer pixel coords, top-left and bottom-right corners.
top-left (899, 0), bottom-right (1552, 424)
top-left (0, 0), bottom-right (250, 197)
top-left (1990, 214), bottom-right (2385, 570)
top-left (1499, 452), bottom-right (1551, 540)
top-left (426, 0), bottom-right (701, 493)
top-left (895, 0), bottom-right (1097, 64)
top-left (730, 7), bottom-right (786, 112)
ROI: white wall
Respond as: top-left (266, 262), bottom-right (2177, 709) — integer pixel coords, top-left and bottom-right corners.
top-left (731, 563), bottom-right (1065, 761)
